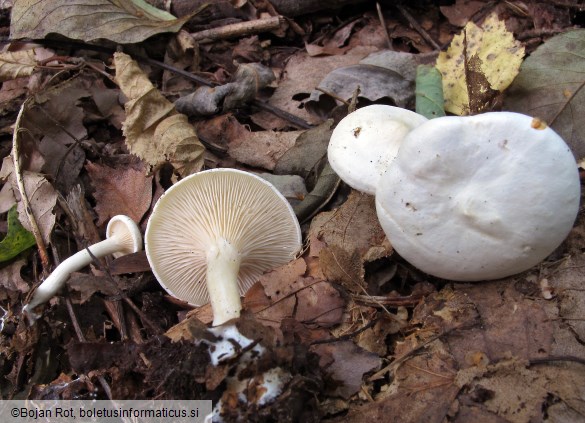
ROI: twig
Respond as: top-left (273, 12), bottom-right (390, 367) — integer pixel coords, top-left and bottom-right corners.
top-left (85, 247), bottom-right (163, 336)
top-left (369, 326), bottom-right (460, 381)
top-left (310, 318), bottom-right (378, 345)
top-left (191, 16), bottom-right (284, 43)
top-left (396, 4), bottom-right (442, 50)
top-left (376, 2), bottom-right (392, 50)
top-left (27, 38), bottom-right (314, 129)
top-left (12, 98), bottom-right (50, 272)
top-left (65, 298), bottom-right (113, 400)
top-left (528, 355), bottom-right (585, 366)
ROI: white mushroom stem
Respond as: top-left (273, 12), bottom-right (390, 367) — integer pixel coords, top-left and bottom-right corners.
top-left (23, 239), bottom-right (125, 317)
top-left (206, 238), bottom-right (243, 326)
top-left (22, 215), bottom-right (142, 324)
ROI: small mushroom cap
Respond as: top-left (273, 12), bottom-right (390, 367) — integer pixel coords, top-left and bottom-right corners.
top-left (328, 105), bottom-right (428, 194)
top-left (106, 215), bottom-right (143, 258)
top-left (145, 168), bottom-right (302, 305)
top-left (376, 112), bottom-right (581, 281)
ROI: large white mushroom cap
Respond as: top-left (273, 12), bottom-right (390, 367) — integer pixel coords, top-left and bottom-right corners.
top-left (376, 112), bottom-right (581, 281)
top-left (328, 105), bottom-right (428, 195)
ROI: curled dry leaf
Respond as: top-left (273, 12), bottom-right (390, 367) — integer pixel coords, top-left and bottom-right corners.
top-left (10, 0), bottom-right (195, 44)
top-left (114, 52), bottom-right (205, 177)
top-left (0, 157), bottom-right (57, 247)
top-left (175, 63), bottom-right (275, 116)
top-left (0, 258), bottom-right (30, 295)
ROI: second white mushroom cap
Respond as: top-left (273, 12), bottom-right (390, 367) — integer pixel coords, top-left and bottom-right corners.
top-left (328, 105), bottom-right (428, 194)
top-left (376, 112), bottom-right (581, 281)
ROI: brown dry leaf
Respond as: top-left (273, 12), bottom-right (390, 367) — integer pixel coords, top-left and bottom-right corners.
top-left (0, 157), bottom-right (57, 247)
top-left (0, 258), bottom-right (30, 294)
top-left (17, 77), bottom-right (92, 193)
top-left (437, 282), bottom-right (553, 365)
top-left (311, 340), bottom-right (381, 399)
top-left (440, 0), bottom-right (486, 27)
top-left (0, 49), bottom-right (37, 81)
top-left (68, 273), bottom-right (118, 304)
top-left (340, 339), bottom-right (459, 423)
top-left (86, 161), bottom-right (152, 226)
top-left (308, 191), bottom-right (392, 292)
top-left (251, 46), bottom-right (377, 129)
top-left (114, 52), bottom-right (205, 177)
top-left (196, 114), bottom-right (301, 170)
top-left (10, 0), bottom-right (195, 44)
top-left (244, 258), bottom-right (344, 329)
top-left (162, 30), bottom-right (200, 93)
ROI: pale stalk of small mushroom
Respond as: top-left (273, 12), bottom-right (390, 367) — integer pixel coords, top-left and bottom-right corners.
top-left (22, 215), bottom-right (142, 323)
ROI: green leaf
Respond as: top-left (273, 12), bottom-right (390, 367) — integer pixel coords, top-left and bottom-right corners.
top-left (415, 65), bottom-right (446, 119)
top-left (504, 29), bottom-right (585, 161)
top-left (0, 205), bottom-right (36, 262)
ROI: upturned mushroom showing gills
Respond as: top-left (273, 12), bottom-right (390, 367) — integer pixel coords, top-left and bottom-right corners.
top-left (375, 112), bottom-right (581, 281)
top-left (145, 168), bottom-right (302, 326)
top-left (327, 104), bottom-right (428, 195)
top-left (23, 215), bottom-right (142, 323)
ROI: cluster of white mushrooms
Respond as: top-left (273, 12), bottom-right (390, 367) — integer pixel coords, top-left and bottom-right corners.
top-left (328, 105), bottom-right (581, 281)
top-left (20, 105), bottom-right (580, 419)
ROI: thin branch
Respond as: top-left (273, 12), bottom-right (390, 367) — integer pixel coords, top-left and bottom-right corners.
top-left (396, 4), bottom-right (442, 50)
top-left (191, 16), bottom-right (284, 43)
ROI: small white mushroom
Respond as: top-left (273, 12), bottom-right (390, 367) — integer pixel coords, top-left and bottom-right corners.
top-left (145, 168), bottom-right (302, 326)
top-left (375, 112), bottom-right (581, 281)
top-left (23, 215), bottom-right (142, 322)
top-left (328, 104), bottom-right (428, 194)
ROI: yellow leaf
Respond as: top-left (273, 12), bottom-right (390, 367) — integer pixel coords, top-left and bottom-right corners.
top-left (114, 52), bottom-right (205, 177)
top-left (436, 13), bottom-right (524, 115)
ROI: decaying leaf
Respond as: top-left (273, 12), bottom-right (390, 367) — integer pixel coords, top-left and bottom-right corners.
top-left (504, 29), bottom-right (585, 161)
top-left (0, 258), bottom-right (30, 294)
top-left (0, 205), bottom-right (35, 262)
top-left (306, 50), bottom-right (435, 118)
top-left (0, 157), bottom-right (57, 247)
top-left (311, 340), bottom-right (381, 399)
top-left (253, 173), bottom-right (307, 207)
top-left (273, 121), bottom-right (340, 222)
top-left (308, 191), bottom-right (392, 293)
top-left (10, 0), bottom-right (196, 44)
top-left (245, 258), bottom-right (344, 330)
top-left (86, 161), bottom-right (152, 226)
top-left (305, 64), bottom-right (413, 116)
top-left (251, 47), bottom-right (377, 129)
top-left (436, 13), bottom-right (524, 115)
top-left (114, 52), bottom-right (205, 177)
top-left (0, 49), bottom-right (38, 82)
top-left (175, 63), bottom-right (275, 116)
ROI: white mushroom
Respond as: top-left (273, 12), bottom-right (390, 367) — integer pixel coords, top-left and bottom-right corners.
top-left (328, 104), bottom-right (428, 194)
top-left (23, 215), bottom-right (142, 322)
top-left (145, 168), bottom-right (302, 326)
top-left (375, 112), bottom-right (581, 281)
